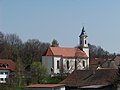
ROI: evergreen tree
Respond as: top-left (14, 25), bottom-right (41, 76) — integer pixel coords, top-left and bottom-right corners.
top-left (51, 39), bottom-right (59, 47)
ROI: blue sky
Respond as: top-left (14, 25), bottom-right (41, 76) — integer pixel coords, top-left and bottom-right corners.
top-left (1, 0), bottom-right (120, 53)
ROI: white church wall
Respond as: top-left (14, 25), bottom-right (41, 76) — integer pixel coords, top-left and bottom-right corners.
top-left (83, 48), bottom-right (89, 68)
top-left (63, 58), bottom-right (75, 73)
top-left (42, 56), bottom-right (53, 74)
top-left (53, 57), bottom-right (61, 74)
top-left (77, 59), bottom-right (87, 70)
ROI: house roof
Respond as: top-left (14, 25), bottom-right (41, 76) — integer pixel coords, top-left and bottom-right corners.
top-left (60, 69), bottom-right (117, 87)
top-left (90, 58), bottom-right (116, 70)
top-left (114, 55), bottom-right (120, 66)
top-left (90, 58), bottom-right (106, 70)
top-left (0, 59), bottom-right (17, 71)
top-left (80, 85), bottom-right (108, 88)
top-left (26, 84), bottom-right (65, 88)
top-left (44, 47), bottom-right (88, 58)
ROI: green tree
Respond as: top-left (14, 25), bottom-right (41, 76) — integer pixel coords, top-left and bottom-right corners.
top-left (31, 61), bottom-right (48, 84)
top-left (51, 39), bottom-right (59, 47)
top-left (7, 58), bottom-right (25, 90)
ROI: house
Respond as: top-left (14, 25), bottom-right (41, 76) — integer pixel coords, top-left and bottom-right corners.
top-left (90, 58), bottom-right (116, 70)
top-left (113, 55), bottom-right (120, 69)
top-left (89, 56), bottom-right (120, 70)
top-left (0, 59), bottom-right (17, 83)
top-left (26, 84), bottom-right (65, 90)
top-left (42, 27), bottom-right (89, 76)
top-left (60, 69), bottom-right (117, 90)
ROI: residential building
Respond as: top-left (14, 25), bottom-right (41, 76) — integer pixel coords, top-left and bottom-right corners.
top-left (90, 58), bottom-right (116, 70)
top-left (60, 69), bottom-right (117, 90)
top-left (26, 84), bottom-right (65, 90)
top-left (113, 55), bottom-right (120, 69)
top-left (0, 59), bottom-right (17, 83)
top-left (42, 27), bottom-right (89, 76)
top-left (89, 56), bottom-right (120, 70)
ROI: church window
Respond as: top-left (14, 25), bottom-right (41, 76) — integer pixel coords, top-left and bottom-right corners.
top-left (67, 60), bottom-right (69, 69)
top-left (57, 61), bottom-right (60, 69)
top-left (83, 61), bottom-right (85, 67)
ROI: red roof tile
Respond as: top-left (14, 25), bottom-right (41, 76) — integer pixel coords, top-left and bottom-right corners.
top-left (27, 84), bottom-right (65, 88)
top-left (0, 59), bottom-right (17, 71)
top-left (45, 47), bottom-right (87, 58)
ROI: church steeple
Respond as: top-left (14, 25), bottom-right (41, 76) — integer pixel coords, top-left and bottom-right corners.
top-left (79, 26), bottom-right (89, 69)
top-left (79, 26), bottom-right (88, 48)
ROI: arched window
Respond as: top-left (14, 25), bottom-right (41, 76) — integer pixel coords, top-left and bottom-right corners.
top-left (57, 61), bottom-right (60, 69)
top-left (67, 61), bottom-right (69, 69)
top-left (83, 61), bottom-right (85, 67)
top-left (51, 67), bottom-right (53, 72)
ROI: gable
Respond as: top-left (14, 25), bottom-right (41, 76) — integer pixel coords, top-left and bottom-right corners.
top-left (46, 48), bottom-right (54, 56)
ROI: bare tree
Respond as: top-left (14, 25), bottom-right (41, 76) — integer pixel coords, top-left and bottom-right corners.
top-left (20, 39), bottom-right (50, 66)
top-left (0, 33), bottom-right (22, 60)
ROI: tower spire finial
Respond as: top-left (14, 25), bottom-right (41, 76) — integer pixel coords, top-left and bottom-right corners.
top-left (80, 26), bottom-right (87, 37)
top-left (82, 26), bottom-right (84, 31)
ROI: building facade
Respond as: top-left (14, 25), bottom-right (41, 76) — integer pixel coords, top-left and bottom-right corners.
top-left (42, 27), bottom-right (89, 76)
top-left (0, 59), bottom-right (17, 83)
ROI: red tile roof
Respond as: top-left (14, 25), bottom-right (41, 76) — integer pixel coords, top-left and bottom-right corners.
top-left (0, 59), bottom-right (17, 71)
top-left (27, 84), bottom-right (65, 88)
top-left (44, 47), bottom-right (88, 58)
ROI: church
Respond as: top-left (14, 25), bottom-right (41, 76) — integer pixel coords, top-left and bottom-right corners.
top-left (42, 27), bottom-right (89, 76)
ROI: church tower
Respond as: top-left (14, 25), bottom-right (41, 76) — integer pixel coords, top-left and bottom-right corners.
top-left (79, 26), bottom-right (89, 68)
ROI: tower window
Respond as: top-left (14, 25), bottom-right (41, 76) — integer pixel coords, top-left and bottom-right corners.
top-left (67, 60), bottom-right (69, 69)
top-left (57, 61), bottom-right (60, 69)
top-left (83, 61), bottom-right (85, 67)
top-left (80, 40), bottom-right (82, 44)
top-left (85, 40), bottom-right (87, 44)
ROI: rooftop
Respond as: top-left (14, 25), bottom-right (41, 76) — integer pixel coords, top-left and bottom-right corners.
top-left (60, 69), bottom-right (117, 87)
top-left (0, 59), bottom-right (17, 71)
top-left (26, 84), bottom-right (65, 88)
top-left (44, 47), bottom-right (88, 58)
top-left (80, 85), bottom-right (107, 88)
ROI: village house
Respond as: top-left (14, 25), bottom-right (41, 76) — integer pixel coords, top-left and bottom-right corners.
top-left (0, 59), bottom-right (17, 83)
top-left (60, 69), bottom-right (117, 90)
top-left (89, 55), bottom-right (120, 70)
top-left (42, 27), bottom-right (89, 76)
